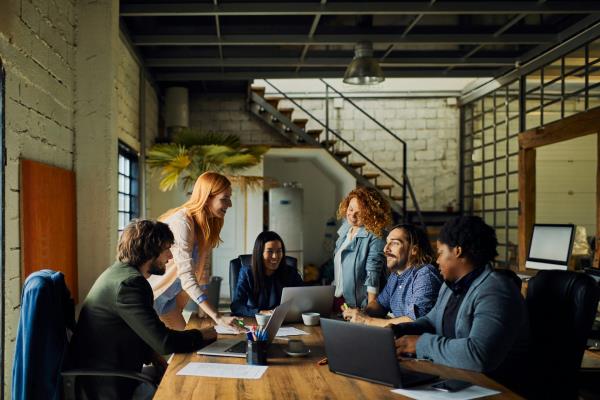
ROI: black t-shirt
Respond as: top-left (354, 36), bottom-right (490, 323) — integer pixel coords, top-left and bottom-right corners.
top-left (441, 266), bottom-right (485, 338)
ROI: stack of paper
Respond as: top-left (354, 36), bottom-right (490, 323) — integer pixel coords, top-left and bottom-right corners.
top-left (391, 384), bottom-right (500, 400)
top-left (275, 327), bottom-right (309, 337)
top-left (215, 325), bottom-right (240, 335)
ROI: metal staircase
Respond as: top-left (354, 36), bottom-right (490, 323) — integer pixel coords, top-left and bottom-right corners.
top-left (248, 80), bottom-right (426, 229)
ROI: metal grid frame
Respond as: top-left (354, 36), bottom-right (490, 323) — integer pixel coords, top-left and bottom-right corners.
top-left (118, 142), bottom-right (140, 236)
top-left (460, 36), bottom-right (600, 269)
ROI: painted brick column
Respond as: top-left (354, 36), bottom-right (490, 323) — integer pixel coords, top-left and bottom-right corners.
top-left (74, 0), bottom-right (120, 300)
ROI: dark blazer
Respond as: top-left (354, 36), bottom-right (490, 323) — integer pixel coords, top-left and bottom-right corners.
top-left (68, 262), bottom-right (207, 399)
top-left (230, 264), bottom-right (303, 317)
top-left (12, 270), bottom-right (75, 400)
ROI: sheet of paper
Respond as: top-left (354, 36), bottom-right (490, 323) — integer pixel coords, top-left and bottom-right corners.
top-left (275, 327), bottom-right (309, 337)
top-left (176, 362), bottom-right (267, 379)
top-left (391, 384), bottom-right (500, 400)
top-left (215, 325), bottom-right (241, 335)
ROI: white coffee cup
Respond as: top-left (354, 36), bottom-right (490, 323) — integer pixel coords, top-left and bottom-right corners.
top-left (255, 313), bottom-right (271, 327)
top-left (301, 312), bottom-right (320, 326)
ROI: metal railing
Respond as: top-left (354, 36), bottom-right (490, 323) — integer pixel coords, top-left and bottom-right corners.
top-left (261, 79), bottom-right (425, 229)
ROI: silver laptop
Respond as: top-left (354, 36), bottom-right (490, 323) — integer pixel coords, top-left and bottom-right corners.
top-left (281, 285), bottom-right (335, 322)
top-left (198, 300), bottom-right (292, 358)
top-left (321, 318), bottom-right (438, 388)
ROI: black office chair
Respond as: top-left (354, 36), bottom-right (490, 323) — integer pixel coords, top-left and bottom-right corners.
top-left (229, 255), bottom-right (298, 299)
top-left (11, 270), bottom-right (155, 400)
top-left (526, 270), bottom-right (600, 400)
top-left (493, 267), bottom-right (522, 291)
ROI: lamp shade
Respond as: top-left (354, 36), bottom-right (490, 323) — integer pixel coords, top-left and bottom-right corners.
top-left (343, 42), bottom-right (385, 85)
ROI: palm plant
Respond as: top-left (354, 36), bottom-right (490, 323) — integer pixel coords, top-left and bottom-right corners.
top-left (146, 129), bottom-right (269, 191)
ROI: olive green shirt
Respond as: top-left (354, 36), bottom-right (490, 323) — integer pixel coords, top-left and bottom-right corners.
top-left (68, 262), bottom-right (205, 399)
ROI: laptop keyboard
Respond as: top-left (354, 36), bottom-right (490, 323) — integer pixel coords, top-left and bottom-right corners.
top-left (225, 341), bottom-right (247, 354)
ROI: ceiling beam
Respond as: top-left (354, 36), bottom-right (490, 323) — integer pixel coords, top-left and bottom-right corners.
top-left (297, 0), bottom-right (327, 73)
top-left (145, 57), bottom-right (515, 68)
top-left (121, 2), bottom-right (600, 17)
top-left (154, 69), bottom-right (495, 81)
top-left (133, 33), bottom-right (556, 46)
top-left (381, 0), bottom-right (437, 61)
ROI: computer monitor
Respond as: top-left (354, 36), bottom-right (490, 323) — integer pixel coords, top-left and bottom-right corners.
top-left (526, 224), bottom-right (575, 271)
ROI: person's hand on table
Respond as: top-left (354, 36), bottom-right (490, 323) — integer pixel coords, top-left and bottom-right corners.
top-left (216, 315), bottom-right (245, 333)
top-left (395, 335), bottom-right (420, 359)
top-left (342, 307), bottom-right (368, 324)
top-left (199, 326), bottom-right (218, 343)
top-left (150, 351), bottom-right (168, 378)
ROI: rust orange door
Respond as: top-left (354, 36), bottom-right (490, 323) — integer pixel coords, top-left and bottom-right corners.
top-left (20, 159), bottom-right (78, 301)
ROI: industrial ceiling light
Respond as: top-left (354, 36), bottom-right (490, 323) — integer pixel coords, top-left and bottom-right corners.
top-left (343, 42), bottom-right (385, 85)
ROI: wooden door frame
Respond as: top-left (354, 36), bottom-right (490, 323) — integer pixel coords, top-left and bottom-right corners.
top-left (518, 106), bottom-right (600, 270)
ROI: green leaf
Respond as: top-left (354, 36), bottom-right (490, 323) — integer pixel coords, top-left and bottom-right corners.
top-left (146, 131), bottom-right (270, 191)
top-left (174, 130), bottom-right (240, 148)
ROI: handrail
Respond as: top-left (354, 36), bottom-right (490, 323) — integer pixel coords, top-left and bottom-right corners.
top-left (264, 80), bottom-right (405, 190)
top-left (404, 175), bottom-right (426, 232)
top-left (259, 79), bottom-right (425, 230)
top-left (319, 78), bottom-right (407, 146)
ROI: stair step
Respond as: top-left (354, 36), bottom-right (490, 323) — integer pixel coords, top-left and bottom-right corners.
top-left (251, 85), bottom-right (265, 98)
top-left (265, 96), bottom-right (283, 108)
top-left (363, 173), bottom-right (380, 180)
top-left (293, 118), bottom-right (308, 129)
top-left (348, 162), bottom-right (366, 169)
top-left (307, 129), bottom-right (323, 138)
top-left (321, 139), bottom-right (337, 148)
top-left (335, 151), bottom-right (352, 158)
top-left (390, 195), bottom-right (403, 201)
top-left (427, 226), bottom-right (442, 237)
top-left (377, 184), bottom-right (393, 190)
top-left (278, 107), bottom-right (293, 119)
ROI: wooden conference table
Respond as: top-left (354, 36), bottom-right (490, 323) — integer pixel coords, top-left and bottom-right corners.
top-left (154, 315), bottom-right (522, 399)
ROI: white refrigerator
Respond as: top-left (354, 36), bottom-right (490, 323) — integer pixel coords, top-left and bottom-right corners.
top-left (269, 187), bottom-right (304, 276)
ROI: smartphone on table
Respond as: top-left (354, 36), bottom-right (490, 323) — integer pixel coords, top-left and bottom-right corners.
top-left (431, 379), bottom-right (473, 392)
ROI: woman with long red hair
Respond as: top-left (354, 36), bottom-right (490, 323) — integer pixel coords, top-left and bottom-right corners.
top-left (147, 171), bottom-right (241, 331)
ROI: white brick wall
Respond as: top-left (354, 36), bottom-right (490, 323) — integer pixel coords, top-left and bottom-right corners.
top-left (116, 39), bottom-right (140, 147)
top-left (186, 92), bottom-right (459, 211)
top-left (278, 97), bottom-right (460, 210)
top-left (1, 0), bottom-right (77, 395)
top-left (189, 93), bottom-right (289, 146)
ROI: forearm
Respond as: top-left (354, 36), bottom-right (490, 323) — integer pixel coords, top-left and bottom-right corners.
top-left (365, 315), bottom-right (413, 327)
top-left (199, 300), bottom-right (220, 321)
top-left (367, 292), bottom-right (377, 304)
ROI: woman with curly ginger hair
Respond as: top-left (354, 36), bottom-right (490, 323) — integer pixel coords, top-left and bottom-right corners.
top-left (333, 186), bottom-right (392, 309)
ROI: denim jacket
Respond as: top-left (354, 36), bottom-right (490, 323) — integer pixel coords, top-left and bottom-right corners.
top-left (334, 220), bottom-right (386, 308)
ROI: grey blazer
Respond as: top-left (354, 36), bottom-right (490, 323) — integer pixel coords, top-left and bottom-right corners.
top-left (396, 265), bottom-right (529, 389)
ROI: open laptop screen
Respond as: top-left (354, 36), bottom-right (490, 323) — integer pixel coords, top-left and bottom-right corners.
top-left (526, 224), bottom-right (574, 270)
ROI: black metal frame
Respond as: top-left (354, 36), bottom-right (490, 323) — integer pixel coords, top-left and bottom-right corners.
top-left (117, 142), bottom-right (140, 235)
top-left (460, 34), bottom-right (600, 269)
top-left (318, 78), bottom-right (412, 220)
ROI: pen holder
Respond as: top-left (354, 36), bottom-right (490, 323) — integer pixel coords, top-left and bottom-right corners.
top-left (246, 340), bottom-right (268, 366)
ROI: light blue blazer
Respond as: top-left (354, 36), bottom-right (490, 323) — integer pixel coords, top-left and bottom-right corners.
top-left (334, 220), bottom-right (385, 308)
top-left (398, 264), bottom-right (530, 389)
